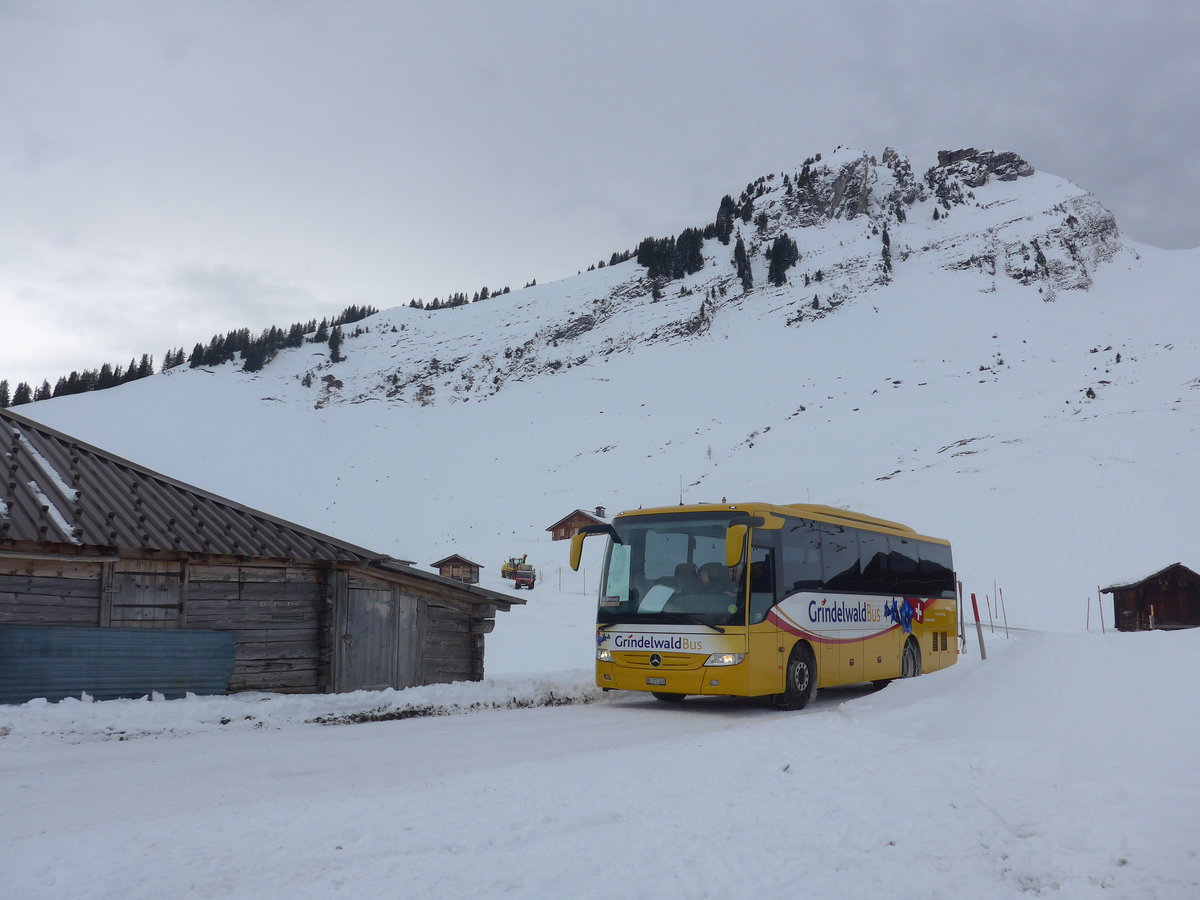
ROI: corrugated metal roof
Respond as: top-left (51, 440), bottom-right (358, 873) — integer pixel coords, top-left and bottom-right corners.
top-left (0, 623), bottom-right (236, 703)
top-left (0, 408), bottom-right (525, 609)
top-left (1, 406), bottom-right (392, 562)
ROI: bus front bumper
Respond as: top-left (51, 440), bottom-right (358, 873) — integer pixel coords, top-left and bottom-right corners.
top-left (596, 657), bottom-right (751, 697)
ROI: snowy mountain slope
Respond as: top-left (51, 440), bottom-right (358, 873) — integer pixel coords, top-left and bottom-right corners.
top-left (17, 148), bottom-right (1200, 635)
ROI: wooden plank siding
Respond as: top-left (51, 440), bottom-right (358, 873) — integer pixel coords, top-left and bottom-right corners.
top-left (188, 563), bottom-right (328, 693)
top-left (0, 558), bottom-right (103, 625)
top-left (1, 548), bottom-right (503, 697)
top-left (424, 604), bottom-right (476, 682)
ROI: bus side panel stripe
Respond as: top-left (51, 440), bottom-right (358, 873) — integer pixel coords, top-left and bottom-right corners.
top-left (768, 609), bottom-right (902, 644)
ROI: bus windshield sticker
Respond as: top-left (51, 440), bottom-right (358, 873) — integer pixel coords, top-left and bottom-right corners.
top-left (638, 584), bottom-right (674, 613)
top-left (604, 543), bottom-right (631, 600)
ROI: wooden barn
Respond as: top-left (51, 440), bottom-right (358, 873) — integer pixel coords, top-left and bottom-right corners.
top-left (546, 507), bottom-right (607, 542)
top-left (430, 555), bottom-right (482, 585)
top-left (1101, 563), bottom-right (1200, 632)
top-left (0, 407), bottom-right (522, 703)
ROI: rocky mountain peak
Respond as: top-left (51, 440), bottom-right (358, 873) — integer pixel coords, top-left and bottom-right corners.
top-left (201, 147), bottom-right (1133, 410)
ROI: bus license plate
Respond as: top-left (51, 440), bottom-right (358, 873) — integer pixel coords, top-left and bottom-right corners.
top-left (646, 677), bottom-right (666, 686)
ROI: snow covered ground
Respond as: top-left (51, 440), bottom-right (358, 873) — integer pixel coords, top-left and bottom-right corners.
top-left (3, 622), bottom-right (1198, 898)
top-left (6, 152), bottom-right (1200, 896)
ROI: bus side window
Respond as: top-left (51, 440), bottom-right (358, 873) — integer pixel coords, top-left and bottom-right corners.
top-left (781, 520), bottom-right (822, 594)
top-left (821, 524), bottom-right (860, 591)
top-left (859, 531), bottom-right (892, 593)
top-left (918, 542), bottom-right (956, 598)
top-left (890, 537), bottom-right (921, 595)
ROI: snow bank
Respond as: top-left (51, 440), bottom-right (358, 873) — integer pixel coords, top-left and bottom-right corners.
top-left (0, 669), bottom-right (601, 744)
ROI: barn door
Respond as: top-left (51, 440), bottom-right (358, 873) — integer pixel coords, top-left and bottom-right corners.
top-left (341, 584), bottom-right (418, 692)
top-left (109, 560), bottom-right (182, 628)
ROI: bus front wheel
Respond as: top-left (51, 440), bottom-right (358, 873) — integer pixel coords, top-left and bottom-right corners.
top-left (901, 640), bottom-right (922, 678)
top-left (774, 643), bottom-right (817, 710)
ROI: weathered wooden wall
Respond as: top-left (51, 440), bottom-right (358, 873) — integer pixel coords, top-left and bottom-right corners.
top-left (0, 557), bottom-right (104, 625)
top-left (436, 562), bottom-right (480, 584)
top-left (188, 562), bottom-right (329, 693)
top-left (1, 547), bottom-right (498, 696)
top-left (425, 604), bottom-right (476, 682)
top-left (0, 552), bottom-right (330, 693)
top-left (549, 512), bottom-right (600, 541)
top-left (333, 569), bottom-right (488, 691)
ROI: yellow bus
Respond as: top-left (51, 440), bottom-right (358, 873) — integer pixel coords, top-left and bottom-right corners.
top-left (570, 502), bottom-right (957, 709)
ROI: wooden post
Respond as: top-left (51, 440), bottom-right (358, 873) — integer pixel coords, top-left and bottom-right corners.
top-left (1097, 586), bottom-right (1106, 633)
top-left (1086, 594), bottom-right (1091, 631)
top-left (971, 593), bottom-right (987, 660)
top-left (99, 560), bottom-right (115, 628)
top-left (999, 586), bottom-right (1009, 638)
top-left (178, 558), bottom-right (190, 628)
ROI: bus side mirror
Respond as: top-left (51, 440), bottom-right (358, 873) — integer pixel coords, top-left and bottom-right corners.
top-left (725, 524), bottom-right (749, 567)
top-left (569, 523), bottom-right (620, 571)
top-left (569, 532), bottom-right (586, 571)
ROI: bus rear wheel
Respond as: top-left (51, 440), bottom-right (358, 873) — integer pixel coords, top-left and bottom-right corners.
top-left (652, 692), bottom-right (686, 702)
top-left (901, 640), bottom-right (922, 678)
top-left (774, 642), bottom-right (817, 710)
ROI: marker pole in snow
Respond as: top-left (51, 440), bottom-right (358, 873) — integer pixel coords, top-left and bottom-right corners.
top-left (1086, 595), bottom-right (1091, 631)
top-left (999, 586), bottom-right (1010, 638)
top-left (1097, 586), bottom-right (1106, 633)
top-left (971, 593), bottom-right (987, 660)
top-left (986, 592), bottom-right (995, 633)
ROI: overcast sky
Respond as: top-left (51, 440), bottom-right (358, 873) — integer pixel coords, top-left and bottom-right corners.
top-left (3, 0), bottom-right (1198, 388)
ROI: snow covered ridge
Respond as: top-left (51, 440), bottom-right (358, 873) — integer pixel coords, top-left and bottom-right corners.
top-left (0, 672), bottom-right (604, 743)
top-left (216, 145), bottom-right (1128, 410)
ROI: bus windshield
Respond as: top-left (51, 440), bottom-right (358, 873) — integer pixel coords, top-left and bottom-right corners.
top-left (597, 513), bottom-right (750, 628)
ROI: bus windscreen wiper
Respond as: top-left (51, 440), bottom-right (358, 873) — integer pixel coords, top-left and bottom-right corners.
top-left (667, 613), bottom-right (725, 634)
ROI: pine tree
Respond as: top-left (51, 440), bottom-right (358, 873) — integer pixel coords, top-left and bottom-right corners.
top-left (766, 233), bottom-right (800, 286)
top-left (243, 341), bottom-right (268, 373)
top-left (0, 380), bottom-right (9, 407)
top-left (733, 236), bottom-right (753, 291)
top-left (97, 364), bottom-right (116, 389)
top-left (329, 325), bottom-right (344, 363)
top-left (12, 381), bottom-right (32, 405)
top-left (715, 195), bottom-right (738, 245)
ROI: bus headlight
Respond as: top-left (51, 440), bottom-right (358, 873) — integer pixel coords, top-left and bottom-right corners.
top-left (704, 652), bottom-right (744, 667)
top-left (596, 648), bottom-right (614, 662)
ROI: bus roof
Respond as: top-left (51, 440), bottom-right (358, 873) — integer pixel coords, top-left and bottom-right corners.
top-left (612, 502), bottom-right (950, 545)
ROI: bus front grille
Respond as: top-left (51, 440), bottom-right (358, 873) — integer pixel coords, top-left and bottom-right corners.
top-left (614, 652), bottom-right (703, 670)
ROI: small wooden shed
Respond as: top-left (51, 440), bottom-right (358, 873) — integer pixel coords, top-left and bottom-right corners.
top-left (546, 507), bottom-right (607, 542)
top-left (0, 407), bottom-right (522, 703)
top-left (431, 555), bottom-right (482, 585)
top-left (1101, 563), bottom-right (1200, 632)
